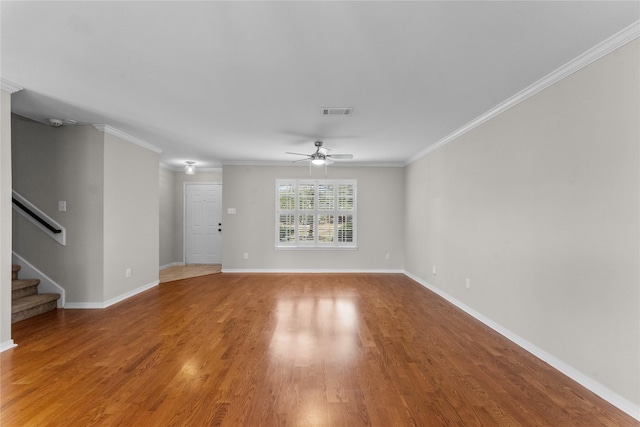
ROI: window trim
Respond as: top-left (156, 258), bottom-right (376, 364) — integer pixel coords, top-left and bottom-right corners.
top-left (275, 179), bottom-right (357, 249)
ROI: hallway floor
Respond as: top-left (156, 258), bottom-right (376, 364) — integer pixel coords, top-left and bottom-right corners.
top-left (159, 264), bottom-right (221, 283)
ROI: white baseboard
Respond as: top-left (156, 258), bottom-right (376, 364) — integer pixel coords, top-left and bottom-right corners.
top-left (64, 302), bottom-right (104, 309)
top-left (103, 280), bottom-right (159, 308)
top-left (65, 280), bottom-right (160, 309)
top-left (0, 339), bottom-right (17, 353)
top-left (160, 262), bottom-right (184, 270)
top-left (12, 252), bottom-right (66, 308)
top-left (221, 268), bottom-right (405, 274)
top-left (403, 271), bottom-right (640, 422)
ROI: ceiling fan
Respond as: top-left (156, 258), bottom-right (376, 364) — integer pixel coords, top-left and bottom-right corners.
top-left (286, 140), bottom-right (353, 165)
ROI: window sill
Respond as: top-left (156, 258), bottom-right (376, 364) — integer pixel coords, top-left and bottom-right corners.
top-left (275, 246), bottom-right (358, 251)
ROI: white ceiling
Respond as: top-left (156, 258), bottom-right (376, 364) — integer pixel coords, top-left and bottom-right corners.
top-left (2, 1), bottom-right (638, 169)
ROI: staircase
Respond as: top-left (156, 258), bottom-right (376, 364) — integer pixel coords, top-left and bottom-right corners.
top-left (12, 264), bottom-right (60, 323)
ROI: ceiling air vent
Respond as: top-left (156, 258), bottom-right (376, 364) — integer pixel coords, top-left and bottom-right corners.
top-left (322, 107), bottom-right (353, 116)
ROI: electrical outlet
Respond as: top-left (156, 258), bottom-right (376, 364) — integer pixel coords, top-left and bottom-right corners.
top-left (385, 253), bottom-right (391, 260)
top-left (126, 268), bottom-right (131, 278)
top-left (243, 253), bottom-right (249, 260)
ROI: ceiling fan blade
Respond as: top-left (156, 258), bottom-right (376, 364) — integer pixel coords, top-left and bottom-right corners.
top-left (292, 158), bottom-right (310, 163)
top-left (285, 152), bottom-right (311, 156)
top-left (327, 154), bottom-right (353, 160)
top-left (318, 147), bottom-right (330, 155)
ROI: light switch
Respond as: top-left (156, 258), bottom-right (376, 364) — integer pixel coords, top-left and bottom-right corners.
top-left (58, 201), bottom-right (67, 212)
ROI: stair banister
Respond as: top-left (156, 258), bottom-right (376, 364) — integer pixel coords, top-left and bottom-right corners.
top-left (11, 190), bottom-right (66, 246)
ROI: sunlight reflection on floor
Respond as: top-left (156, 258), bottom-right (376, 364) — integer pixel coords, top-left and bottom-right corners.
top-left (269, 297), bottom-right (359, 364)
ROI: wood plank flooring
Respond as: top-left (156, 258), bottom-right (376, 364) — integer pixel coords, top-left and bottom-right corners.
top-left (1, 273), bottom-right (636, 426)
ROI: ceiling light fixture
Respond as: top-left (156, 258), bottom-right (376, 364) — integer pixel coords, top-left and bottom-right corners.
top-left (48, 118), bottom-right (78, 127)
top-left (185, 161), bottom-right (196, 175)
top-left (310, 153), bottom-right (326, 166)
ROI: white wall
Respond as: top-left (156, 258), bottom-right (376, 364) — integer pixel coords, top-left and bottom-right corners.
top-left (222, 165), bottom-right (404, 271)
top-left (12, 117), bottom-right (105, 303)
top-left (0, 90), bottom-right (13, 348)
top-left (103, 132), bottom-right (159, 301)
top-left (404, 40), bottom-right (639, 408)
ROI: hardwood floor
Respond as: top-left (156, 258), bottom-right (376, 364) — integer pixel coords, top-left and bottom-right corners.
top-left (1, 273), bottom-right (635, 426)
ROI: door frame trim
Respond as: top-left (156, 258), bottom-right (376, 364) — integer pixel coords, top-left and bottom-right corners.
top-left (183, 181), bottom-right (223, 264)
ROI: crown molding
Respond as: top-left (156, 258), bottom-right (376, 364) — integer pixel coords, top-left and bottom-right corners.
top-left (174, 166), bottom-right (223, 173)
top-left (1, 78), bottom-right (23, 94)
top-left (222, 160), bottom-right (404, 168)
top-left (407, 19), bottom-right (640, 165)
top-left (161, 163), bottom-right (223, 172)
top-left (92, 124), bottom-right (162, 154)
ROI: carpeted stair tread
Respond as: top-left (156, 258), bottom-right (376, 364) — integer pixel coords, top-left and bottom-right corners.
top-left (12, 264), bottom-right (21, 280)
top-left (12, 278), bottom-right (40, 300)
top-left (12, 278), bottom-right (40, 291)
top-left (12, 293), bottom-right (60, 314)
top-left (10, 264), bottom-right (60, 323)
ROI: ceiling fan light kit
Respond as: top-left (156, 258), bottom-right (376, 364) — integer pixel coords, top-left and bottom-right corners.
top-left (286, 140), bottom-right (353, 176)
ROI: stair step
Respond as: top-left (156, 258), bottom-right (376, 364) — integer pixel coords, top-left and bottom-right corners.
top-left (12, 278), bottom-right (40, 291)
top-left (12, 279), bottom-right (40, 300)
top-left (12, 293), bottom-right (60, 313)
top-left (12, 264), bottom-right (21, 280)
top-left (12, 293), bottom-right (60, 323)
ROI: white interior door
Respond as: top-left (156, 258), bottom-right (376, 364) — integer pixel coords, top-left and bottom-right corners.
top-left (185, 183), bottom-right (222, 264)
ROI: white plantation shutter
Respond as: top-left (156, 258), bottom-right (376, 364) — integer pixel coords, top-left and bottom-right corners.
top-left (277, 182), bottom-right (296, 243)
top-left (275, 179), bottom-right (357, 248)
top-left (337, 184), bottom-right (355, 243)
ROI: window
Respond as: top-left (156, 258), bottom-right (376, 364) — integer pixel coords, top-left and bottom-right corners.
top-left (276, 179), bottom-right (357, 248)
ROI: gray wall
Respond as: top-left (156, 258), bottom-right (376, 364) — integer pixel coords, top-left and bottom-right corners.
top-left (159, 168), bottom-right (223, 268)
top-left (12, 117), bottom-right (105, 303)
top-left (404, 40), bottom-right (639, 406)
top-left (12, 116), bottom-right (160, 305)
top-left (222, 165), bottom-right (404, 271)
top-left (1, 90), bottom-right (13, 347)
top-left (159, 166), bottom-right (176, 267)
top-left (103, 132), bottom-right (159, 300)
